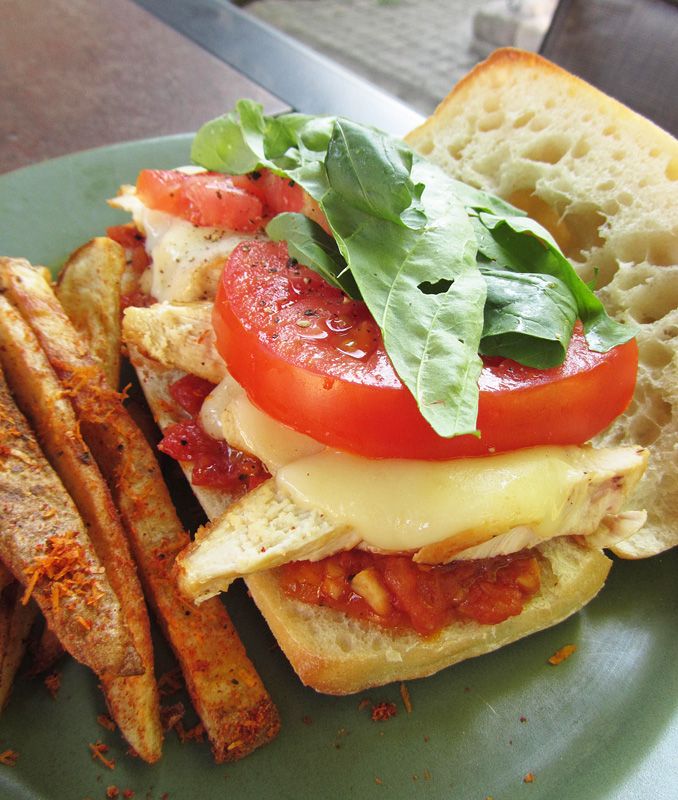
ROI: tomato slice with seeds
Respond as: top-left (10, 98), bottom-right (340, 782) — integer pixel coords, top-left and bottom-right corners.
top-left (213, 240), bottom-right (638, 460)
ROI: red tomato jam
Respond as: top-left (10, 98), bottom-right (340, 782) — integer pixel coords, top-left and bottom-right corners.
top-left (169, 374), bottom-right (216, 417)
top-left (279, 550), bottom-right (541, 636)
top-left (107, 224), bottom-right (150, 272)
top-left (158, 375), bottom-right (270, 494)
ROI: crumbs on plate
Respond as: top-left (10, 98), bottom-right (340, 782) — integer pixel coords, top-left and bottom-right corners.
top-left (0, 749), bottom-right (18, 767)
top-left (371, 702), bottom-right (397, 722)
top-left (548, 644), bottom-right (577, 665)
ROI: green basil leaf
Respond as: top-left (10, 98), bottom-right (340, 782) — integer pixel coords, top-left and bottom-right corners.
top-left (446, 178), bottom-right (526, 217)
top-left (190, 109), bottom-right (261, 174)
top-left (191, 103), bottom-right (636, 441)
top-left (479, 268), bottom-right (577, 368)
top-left (265, 213), bottom-right (360, 298)
top-left (326, 119), bottom-right (424, 228)
top-left (323, 157), bottom-right (485, 438)
top-left (480, 213), bottom-right (634, 352)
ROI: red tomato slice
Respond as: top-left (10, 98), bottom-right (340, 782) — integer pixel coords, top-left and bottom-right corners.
top-left (231, 169), bottom-right (305, 214)
top-left (231, 169), bottom-right (330, 232)
top-left (213, 240), bottom-right (638, 460)
top-left (136, 169), bottom-right (264, 231)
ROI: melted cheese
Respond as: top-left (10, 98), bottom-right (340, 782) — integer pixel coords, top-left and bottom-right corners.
top-left (111, 191), bottom-right (261, 303)
top-left (200, 375), bottom-right (323, 471)
top-left (277, 446), bottom-right (645, 553)
top-left (198, 376), bottom-right (647, 560)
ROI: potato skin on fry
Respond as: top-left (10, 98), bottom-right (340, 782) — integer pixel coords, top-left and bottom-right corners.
top-left (0, 583), bottom-right (37, 712)
top-left (0, 365), bottom-right (139, 678)
top-left (1, 257), bottom-right (280, 761)
top-left (0, 285), bottom-right (162, 762)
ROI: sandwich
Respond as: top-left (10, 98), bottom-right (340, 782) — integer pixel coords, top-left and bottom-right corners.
top-left (118, 49), bottom-right (677, 695)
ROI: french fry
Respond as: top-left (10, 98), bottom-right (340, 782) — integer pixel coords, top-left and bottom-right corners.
top-left (1, 258), bottom-right (280, 761)
top-left (55, 238), bottom-right (126, 390)
top-left (0, 583), bottom-right (38, 711)
top-left (0, 365), bottom-right (138, 678)
top-left (0, 291), bottom-right (162, 762)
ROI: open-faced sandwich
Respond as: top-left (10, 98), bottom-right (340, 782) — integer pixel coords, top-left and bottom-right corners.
top-left (117, 49), bottom-right (677, 695)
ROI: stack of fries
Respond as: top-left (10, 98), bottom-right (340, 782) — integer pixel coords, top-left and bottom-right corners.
top-left (0, 242), bottom-right (279, 763)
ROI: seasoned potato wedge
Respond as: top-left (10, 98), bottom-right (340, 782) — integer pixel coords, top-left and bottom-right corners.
top-left (56, 237), bottom-right (126, 389)
top-left (2, 258), bottom-right (279, 762)
top-left (0, 278), bottom-right (162, 762)
top-left (0, 364), bottom-right (139, 678)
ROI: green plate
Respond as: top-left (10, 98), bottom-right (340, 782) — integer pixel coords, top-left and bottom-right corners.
top-left (0, 140), bottom-right (676, 800)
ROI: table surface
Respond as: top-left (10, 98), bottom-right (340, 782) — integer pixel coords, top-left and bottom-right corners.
top-left (0, 0), bottom-right (290, 174)
top-left (0, 0), bottom-right (425, 175)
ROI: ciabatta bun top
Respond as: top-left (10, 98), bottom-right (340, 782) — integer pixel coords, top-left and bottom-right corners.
top-left (406, 48), bottom-right (678, 558)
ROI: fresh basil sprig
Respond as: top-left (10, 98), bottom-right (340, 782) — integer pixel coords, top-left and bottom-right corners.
top-left (192, 101), bottom-right (634, 439)
top-left (266, 213), bottom-right (360, 298)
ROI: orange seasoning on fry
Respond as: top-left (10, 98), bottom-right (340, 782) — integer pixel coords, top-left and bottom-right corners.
top-left (89, 742), bottom-right (115, 770)
top-left (22, 532), bottom-right (104, 622)
top-left (400, 682), bottom-right (413, 714)
top-left (97, 714), bottom-right (117, 732)
top-left (44, 671), bottom-right (61, 698)
top-left (371, 702), bottom-right (397, 722)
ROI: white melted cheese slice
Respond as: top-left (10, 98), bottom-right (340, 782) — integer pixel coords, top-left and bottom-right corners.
top-left (111, 190), bottom-right (261, 303)
top-left (181, 374), bottom-right (649, 588)
top-left (177, 442), bottom-right (648, 600)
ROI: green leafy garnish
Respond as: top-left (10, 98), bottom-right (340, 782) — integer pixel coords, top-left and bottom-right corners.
top-left (266, 213), bottom-right (359, 298)
top-left (191, 101), bottom-right (634, 439)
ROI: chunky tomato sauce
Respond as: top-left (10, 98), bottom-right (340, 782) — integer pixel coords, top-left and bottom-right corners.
top-left (280, 550), bottom-right (541, 636)
top-left (158, 375), bottom-right (269, 494)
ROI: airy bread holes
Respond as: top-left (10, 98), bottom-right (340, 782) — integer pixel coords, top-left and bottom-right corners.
top-left (617, 233), bottom-right (678, 268)
top-left (528, 116), bottom-right (548, 132)
top-left (512, 111), bottom-right (534, 129)
top-left (626, 270), bottom-right (678, 324)
top-left (572, 139), bottom-right (590, 159)
top-left (447, 143), bottom-right (465, 161)
top-left (478, 111), bottom-right (504, 132)
top-left (523, 135), bottom-right (570, 165)
top-left (630, 415), bottom-right (663, 447)
top-left (638, 339), bottom-right (674, 369)
top-left (559, 208), bottom-right (606, 264)
top-left (417, 138), bottom-right (434, 157)
top-left (483, 96), bottom-right (500, 113)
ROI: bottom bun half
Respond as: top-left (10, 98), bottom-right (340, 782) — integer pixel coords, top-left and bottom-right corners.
top-left (246, 540), bottom-right (610, 695)
top-left (131, 349), bottom-right (612, 695)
